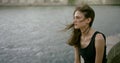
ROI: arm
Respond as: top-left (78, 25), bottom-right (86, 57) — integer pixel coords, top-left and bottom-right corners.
top-left (95, 34), bottom-right (105, 63)
top-left (73, 46), bottom-right (81, 63)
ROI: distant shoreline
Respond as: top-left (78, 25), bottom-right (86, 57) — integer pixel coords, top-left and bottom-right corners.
top-left (0, 4), bottom-right (120, 7)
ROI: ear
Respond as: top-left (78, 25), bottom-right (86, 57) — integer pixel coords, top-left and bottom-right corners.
top-left (86, 18), bottom-right (91, 24)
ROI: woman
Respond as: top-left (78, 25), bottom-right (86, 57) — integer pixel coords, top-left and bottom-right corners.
top-left (65, 4), bottom-right (107, 63)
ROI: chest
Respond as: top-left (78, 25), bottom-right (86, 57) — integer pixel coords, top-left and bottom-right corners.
top-left (80, 36), bottom-right (96, 61)
top-left (80, 36), bottom-right (91, 48)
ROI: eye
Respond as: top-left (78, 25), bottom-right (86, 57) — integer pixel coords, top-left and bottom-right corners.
top-left (76, 16), bottom-right (80, 19)
top-left (73, 16), bottom-right (81, 19)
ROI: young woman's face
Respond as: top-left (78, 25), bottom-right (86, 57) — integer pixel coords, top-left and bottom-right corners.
top-left (73, 11), bottom-right (89, 29)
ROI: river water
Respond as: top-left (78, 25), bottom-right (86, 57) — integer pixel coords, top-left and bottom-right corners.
top-left (0, 6), bottom-right (120, 63)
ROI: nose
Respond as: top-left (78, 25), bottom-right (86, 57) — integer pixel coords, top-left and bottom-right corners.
top-left (73, 19), bottom-right (77, 24)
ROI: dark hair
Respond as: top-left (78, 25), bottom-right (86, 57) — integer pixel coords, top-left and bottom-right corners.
top-left (73, 4), bottom-right (95, 27)
top-left (65, 4), bottom-right (95, 47)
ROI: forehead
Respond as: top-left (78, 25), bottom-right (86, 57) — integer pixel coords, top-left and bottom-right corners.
top-left (74, 11), bottom-right (84, 17)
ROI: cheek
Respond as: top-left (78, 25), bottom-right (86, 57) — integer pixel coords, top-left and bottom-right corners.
top-left (78, 21), bottom-right (84, 25)
top-left (78, 21), bottom-right (86, 27)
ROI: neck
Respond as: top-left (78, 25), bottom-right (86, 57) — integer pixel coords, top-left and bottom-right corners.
top-left (80, 26), bottom-right (91, 37)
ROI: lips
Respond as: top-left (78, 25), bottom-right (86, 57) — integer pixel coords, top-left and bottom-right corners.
top-left (74, 23), bottom-right (77, 26)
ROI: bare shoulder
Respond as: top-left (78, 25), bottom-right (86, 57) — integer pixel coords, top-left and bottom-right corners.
top-left (95, 33), bottom-right (105, 46)
top-left (95, 33), bottom-right (105, 41)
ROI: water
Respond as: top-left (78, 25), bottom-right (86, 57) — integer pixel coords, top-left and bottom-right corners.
top-left (0, 6), bottom-right (120, 63)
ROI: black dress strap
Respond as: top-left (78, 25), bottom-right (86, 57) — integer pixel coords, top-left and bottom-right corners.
top-left (91, 31), bottom-right (106, 42)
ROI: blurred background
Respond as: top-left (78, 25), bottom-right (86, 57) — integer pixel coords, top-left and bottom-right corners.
top-left (0, 0), bottom-right (120, 63)
top-left (0, 0), bottom-right (120, 6)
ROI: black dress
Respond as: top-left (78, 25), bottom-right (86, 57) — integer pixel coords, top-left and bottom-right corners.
top-left (80, 31), bottom-right (107, 63)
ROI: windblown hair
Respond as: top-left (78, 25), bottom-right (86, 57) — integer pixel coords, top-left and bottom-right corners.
top-left (65, 4), bottom-right (95, 47)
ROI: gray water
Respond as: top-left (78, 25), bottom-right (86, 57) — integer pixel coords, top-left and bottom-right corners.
top-left (0, 6), bottom-right (120, 63)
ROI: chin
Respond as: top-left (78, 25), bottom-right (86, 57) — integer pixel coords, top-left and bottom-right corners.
top-left (74, 26), bottom-right (79, 29)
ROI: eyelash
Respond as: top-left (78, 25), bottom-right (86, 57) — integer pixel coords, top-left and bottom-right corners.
top-left (73, 17), bottom-right (81, 19)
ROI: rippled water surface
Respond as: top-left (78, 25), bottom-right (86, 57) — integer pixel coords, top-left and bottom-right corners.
top-left (0, 6), bottom-right (120, 63)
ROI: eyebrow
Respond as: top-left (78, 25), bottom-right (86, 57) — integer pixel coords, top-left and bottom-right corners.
top-left (74, 15), bottom-right (82, 18)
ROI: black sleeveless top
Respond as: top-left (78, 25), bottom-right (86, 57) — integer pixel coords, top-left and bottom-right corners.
top-left (80, 31), bottom-right (107, 63)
